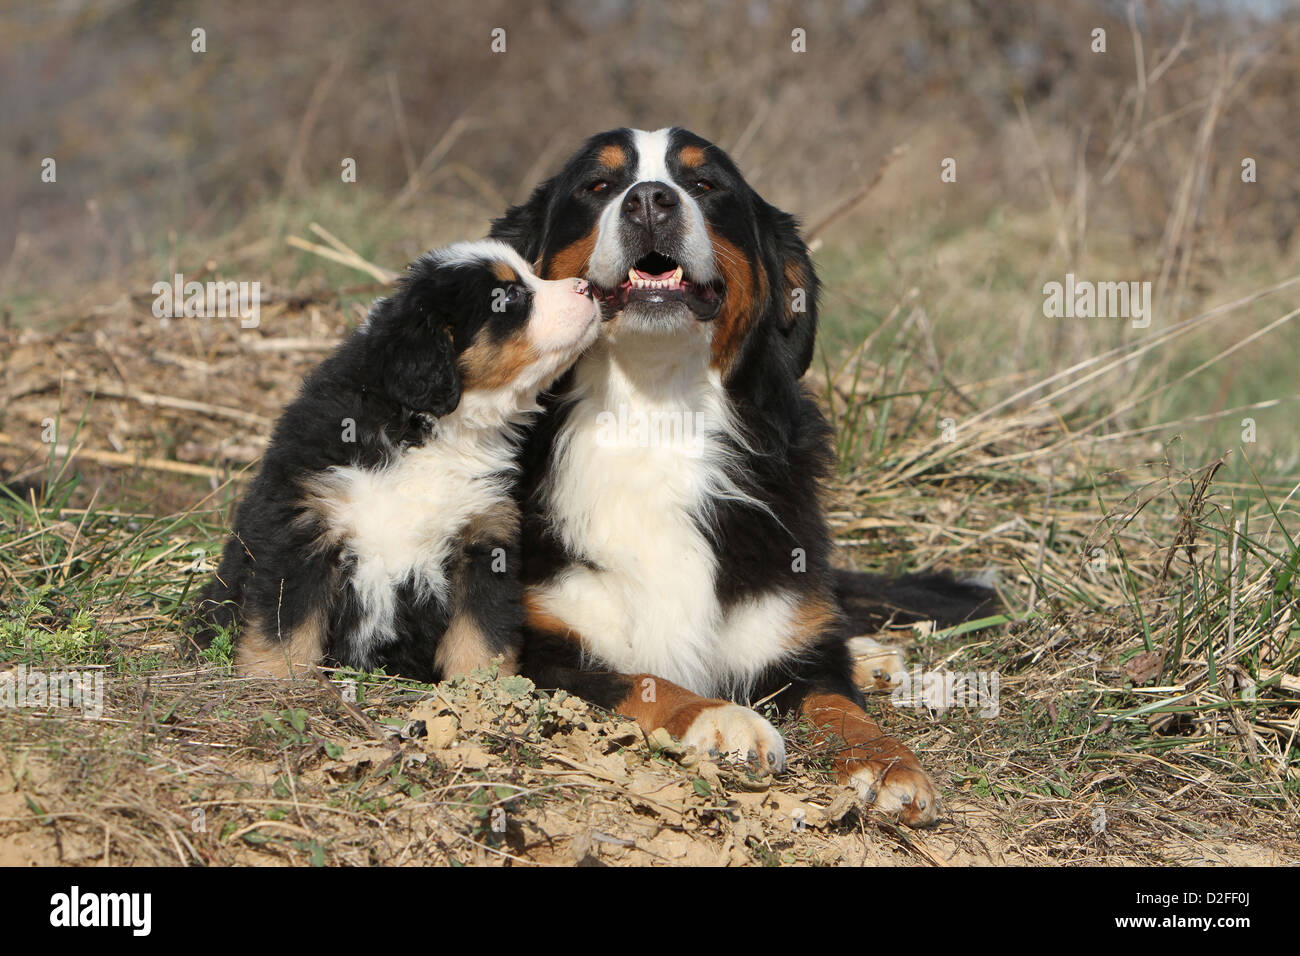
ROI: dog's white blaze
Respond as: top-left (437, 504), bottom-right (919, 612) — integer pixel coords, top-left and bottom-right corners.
top-left (630, 127), bottom-right (674, 183)
top-left (587, 128), bottom-right (717, 289)
top-left (533, 331), bottom-right (801, 698)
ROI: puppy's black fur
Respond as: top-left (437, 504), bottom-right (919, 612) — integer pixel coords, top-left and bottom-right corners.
top-left (190, 244), bottom-right (575, 681)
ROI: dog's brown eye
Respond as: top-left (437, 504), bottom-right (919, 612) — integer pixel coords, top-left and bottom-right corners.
top-left (493, 284), bottom-right (529, 313)
top-left (590, 181), bottom-right (610, 194)
top-left (695, 180), bottom-right (714, 192)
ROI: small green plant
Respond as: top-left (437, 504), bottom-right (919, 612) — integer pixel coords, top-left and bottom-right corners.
top-left (257, 708), bottom-right (312, 747)
top-left (199, 624), bottom-right (236, 668)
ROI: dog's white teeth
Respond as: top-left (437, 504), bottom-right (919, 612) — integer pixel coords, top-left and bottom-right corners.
top-left (627, 267), bottom-right (684, 290)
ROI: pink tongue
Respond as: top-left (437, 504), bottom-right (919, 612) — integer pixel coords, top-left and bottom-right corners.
top-left (634, 268), bottom-right (678, 281)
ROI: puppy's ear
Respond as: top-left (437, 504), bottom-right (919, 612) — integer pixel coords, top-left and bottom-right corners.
top-left (764, 203), bottom-right (820, 376)
top-left (489, 177), bottom-right (555, 262)
top-left (382, 322), bottom-right (460, 416)
top-left (368, 274), bottom-right (462, 416)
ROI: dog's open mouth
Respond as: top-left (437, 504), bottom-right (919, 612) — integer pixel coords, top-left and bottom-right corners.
top-left (591, 251), bottom-right (724, 320)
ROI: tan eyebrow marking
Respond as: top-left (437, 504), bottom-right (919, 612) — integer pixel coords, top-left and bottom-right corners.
top-left (679, 145), bottom-right (707, 168)
top-left (598, 144), bottom-right (627, 169)
top-left (490, 260), bottom-right (519, 282)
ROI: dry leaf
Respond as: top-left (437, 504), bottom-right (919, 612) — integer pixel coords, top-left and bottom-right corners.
top-left (1124, 651), bottom-right (1164, 685)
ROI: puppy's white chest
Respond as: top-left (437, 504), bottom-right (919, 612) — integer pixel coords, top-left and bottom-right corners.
top-left (331, 448), bottom-right (502, 580)
top-left (312, 432), bottom-right (515, 658)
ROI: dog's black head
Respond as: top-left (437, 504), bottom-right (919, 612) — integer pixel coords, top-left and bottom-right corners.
top-left (490, 128), bottom-right (819, 380)
top-left (364, 240), bottom-right (599, 416)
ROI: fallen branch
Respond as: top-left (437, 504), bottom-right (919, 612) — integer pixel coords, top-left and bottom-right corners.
top-left (83, 383), bottom-right (273, 428)
top-left (285, 235), bottom-right (399, 284)
top-left (0, 431), bottom-right (241, 480)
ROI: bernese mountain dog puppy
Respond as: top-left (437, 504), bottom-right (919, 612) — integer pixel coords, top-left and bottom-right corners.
top-left (192, 240), bottom-right (599, 682)
top-left (490, 128), bottom-right (997, 827)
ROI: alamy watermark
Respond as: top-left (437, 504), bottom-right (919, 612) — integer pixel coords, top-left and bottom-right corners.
top-left (152, 273), bottom-right (260, 328)
top-left (1043, 273), bottom-right (1152, 329)
top-left (49, 886), bottom-right (151, 936)
top-left (0, 665), bottom-right (105, 719)
top-left (891, 666), bottom-right (1000, 718)
top-left (595, 404), bottom-right (709, 457)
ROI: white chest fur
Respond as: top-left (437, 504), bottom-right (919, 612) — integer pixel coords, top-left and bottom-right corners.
top-left (532, 334), bottom-right (800, 698)
top-left (310, 394), bottom-right (524, 660)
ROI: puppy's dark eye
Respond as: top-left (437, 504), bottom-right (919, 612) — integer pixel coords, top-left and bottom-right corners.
top-left (492, 284), bottom-right (530, 313)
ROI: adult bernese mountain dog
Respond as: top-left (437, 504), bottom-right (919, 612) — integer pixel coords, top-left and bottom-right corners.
top-left (192, 240), bottom-right (599, 681)
top-left (490, 127), bottom-right (997, 827)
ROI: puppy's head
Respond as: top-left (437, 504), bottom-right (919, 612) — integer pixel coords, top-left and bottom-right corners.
top-left (368, 239), bottom-right (599, 416)
top-left (490, 128), bottom-right (819, 379)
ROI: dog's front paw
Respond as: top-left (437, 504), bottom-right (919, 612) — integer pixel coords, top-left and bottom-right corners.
top-left (848, 635), bottom-right (907, 691)
top-left (849, 757), bottom-right (940, 828)
top-left (677, 702), bottom-right (786, 773)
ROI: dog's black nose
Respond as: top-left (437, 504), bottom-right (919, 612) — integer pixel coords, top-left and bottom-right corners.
top-left (622, 180), bottom-right (679, 235)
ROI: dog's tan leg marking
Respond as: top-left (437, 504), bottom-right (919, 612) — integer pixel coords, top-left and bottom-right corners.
top-left (800, 691), bottom-right (939, 827)
top-left (521, 596), bottom-right (785, 771)
top-left (787, 593), bottom-right (839, 651)
top-left (235, 610), bottom-right (325, 678)
top-left (431, 508), bottom-right (523, 680)
top-left (434, 614), bottom-right (518, 679)
top-left (615, 675), bottom-right (787, 773)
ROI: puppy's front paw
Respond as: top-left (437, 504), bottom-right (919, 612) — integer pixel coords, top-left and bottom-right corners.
top-left (678, 703), bottom-right (786, 773)
top-left (849, 758), bottom-right (940, 828)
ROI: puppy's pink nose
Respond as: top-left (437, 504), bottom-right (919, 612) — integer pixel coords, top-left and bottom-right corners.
top-left (572, 278), bottom-right (589, 296)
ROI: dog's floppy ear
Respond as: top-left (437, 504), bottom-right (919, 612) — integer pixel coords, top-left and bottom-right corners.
top-left (764, 203), bottom-right (820, 376)
top-left (489, 177), bottom-right (555, 262)
top-left (368, 271), bottom-right (462, 416)
top-left (381, 321), bottom-right (460, 416)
